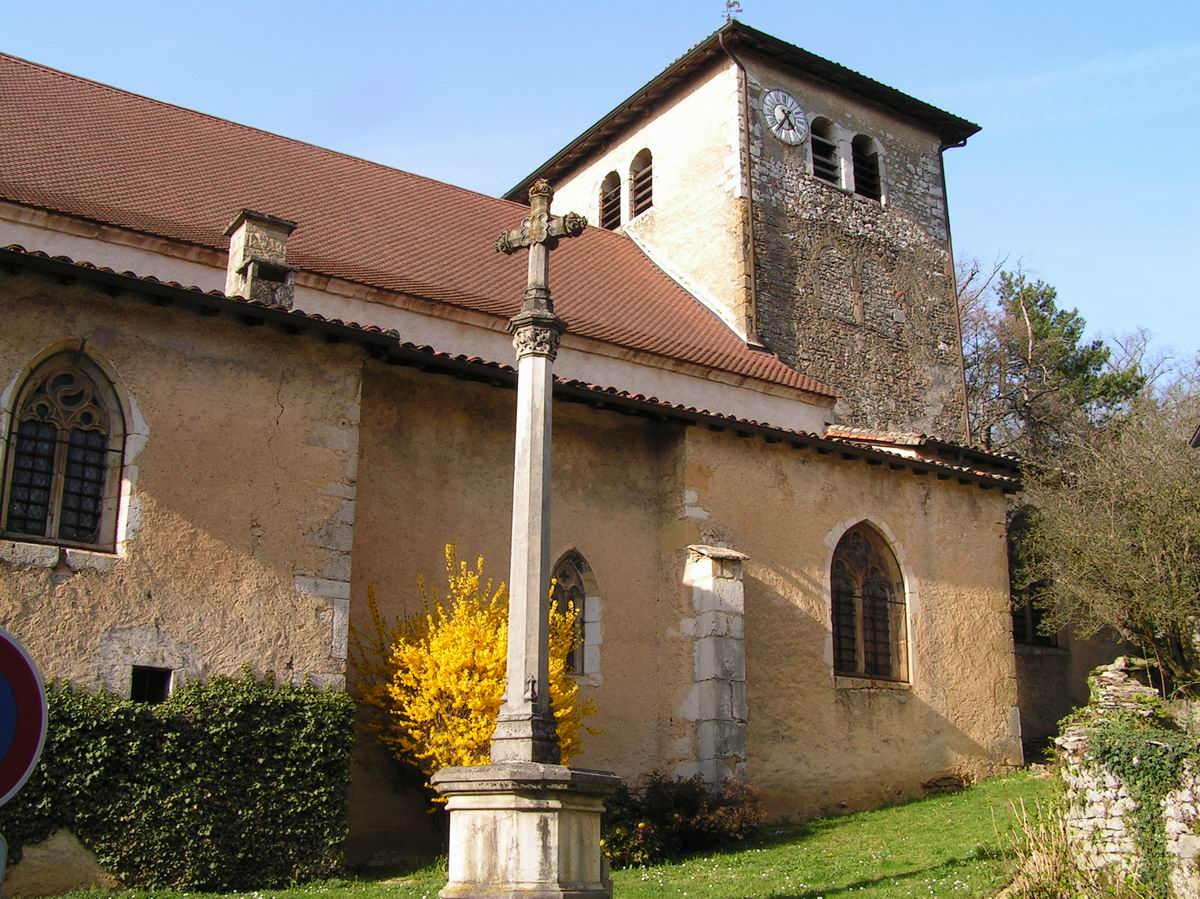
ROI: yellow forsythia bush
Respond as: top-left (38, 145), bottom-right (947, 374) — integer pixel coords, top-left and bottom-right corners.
top-left (353, 544), bottom-right (595, 780)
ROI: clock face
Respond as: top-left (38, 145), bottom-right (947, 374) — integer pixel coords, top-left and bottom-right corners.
top-left (762, 89), bottom-right (807, 145)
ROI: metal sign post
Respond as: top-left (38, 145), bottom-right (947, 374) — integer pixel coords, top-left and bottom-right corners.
top-left (0, 627), bottom-right (48, 888)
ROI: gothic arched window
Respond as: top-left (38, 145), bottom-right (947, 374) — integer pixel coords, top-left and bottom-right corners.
top-left (831, 523), bottom-right (907, 681)
top-left (599, 172), bottom-right (622, 230)
top-left (2, 352), bottom-right (125, 550)
top-left (551, 549), bottom-right (601, 677)
top-left (630, 150), bottom-right (653, 217)
top-left (851, 134), bottom-right (882, 201)
top-left (810, 118), bottom-right (840, 185)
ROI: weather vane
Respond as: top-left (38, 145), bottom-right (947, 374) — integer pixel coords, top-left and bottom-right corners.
top-left (724, 0), bottom-right (743, 22)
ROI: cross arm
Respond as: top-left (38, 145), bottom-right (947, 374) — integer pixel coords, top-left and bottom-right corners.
top-left (495, 212), bottom-right (588, 255)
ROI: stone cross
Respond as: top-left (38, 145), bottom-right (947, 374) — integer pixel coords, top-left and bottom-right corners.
top-left (490, 179), bottom-right (586, 764)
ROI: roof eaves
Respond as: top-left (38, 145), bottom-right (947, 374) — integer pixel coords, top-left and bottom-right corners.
top-left (0, 244), bottom-right (1017, 492)
top-left (505, 20), bottom-right (980, 199)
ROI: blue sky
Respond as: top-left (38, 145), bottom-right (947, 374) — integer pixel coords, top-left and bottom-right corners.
top-left (5, 1), bottom-right (1197, 361)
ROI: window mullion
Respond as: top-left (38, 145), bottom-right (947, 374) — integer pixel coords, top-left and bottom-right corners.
top-left (46, 427), bottom-right (69, 541)
top-left (854, 584), bottom-right (866, 675)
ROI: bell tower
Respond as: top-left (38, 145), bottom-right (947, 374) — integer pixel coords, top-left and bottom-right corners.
top-left (508, 21), bottom-right (979, 440)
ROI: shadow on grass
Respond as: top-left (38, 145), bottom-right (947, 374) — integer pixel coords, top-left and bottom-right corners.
top-left (347, 856), bottom-right (445, 878)
top-left (759, 852), bottom-right (987, 898)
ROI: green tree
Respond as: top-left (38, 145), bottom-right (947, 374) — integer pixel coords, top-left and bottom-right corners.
top-left (959, 265), bottom-right (1144, 456)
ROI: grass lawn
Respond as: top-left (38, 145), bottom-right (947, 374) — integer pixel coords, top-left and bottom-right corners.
top-left (65, 771), bottom-right (1053, 899)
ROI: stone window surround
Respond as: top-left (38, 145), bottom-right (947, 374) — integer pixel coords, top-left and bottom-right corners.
top-left (551, 545), bottom-right (603, 687)
top-left (803, 116), bottom-right (888, 205)
top-left (0, 339), bottom-right (147, 561)
top-left (821, 515), bottom-right (918, 690)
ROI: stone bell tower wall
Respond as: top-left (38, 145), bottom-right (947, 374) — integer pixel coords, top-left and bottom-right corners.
top-left (550, 62), bottom-right (755, 342)
top-left (743, 55), bottom-right (969, 440)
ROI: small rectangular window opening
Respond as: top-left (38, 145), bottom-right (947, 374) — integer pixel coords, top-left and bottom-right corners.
top-left (130, 665), bottom-right (172, 703)
top-left (1012, 601), bottom-right (1057, 648)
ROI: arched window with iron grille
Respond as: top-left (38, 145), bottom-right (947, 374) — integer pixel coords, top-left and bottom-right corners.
top-left (831, 523), bottom-right (907, 681)
top-left (1, 352), bottom-right (125, 550)
top-left (629, 149), bottom-right (653, 217)
top-left (599, 172), bottom-right (622, 230)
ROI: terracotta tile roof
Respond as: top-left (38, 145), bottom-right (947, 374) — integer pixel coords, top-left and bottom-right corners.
top-left (824, 425), bottom-right (928, 446)
top-left (0, 243), bottom-right (1019, 493)
top-left (0, 52), bottom-right (833, 400)
top-left (825, 424), bottom-right (1020, 475)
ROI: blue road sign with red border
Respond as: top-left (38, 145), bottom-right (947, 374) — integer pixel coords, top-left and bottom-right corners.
top-left (0, 627), bottom-right (46, 808)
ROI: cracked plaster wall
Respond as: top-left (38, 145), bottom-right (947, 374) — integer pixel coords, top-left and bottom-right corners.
top-left (0, 272), bottom-right (361, 695)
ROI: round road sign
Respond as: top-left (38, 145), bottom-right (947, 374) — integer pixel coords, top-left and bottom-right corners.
top-left (0, 627), bottom-right (46, 808)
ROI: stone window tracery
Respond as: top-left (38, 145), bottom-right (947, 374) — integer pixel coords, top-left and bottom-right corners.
top-left (831, 523), bottom-right (908, 681)
top-left (630, 150), bottom-right (653, 217)
top-left (2, 352), bottom-right (125, 550)
top-left (551, 549), bottom-right (601, 680)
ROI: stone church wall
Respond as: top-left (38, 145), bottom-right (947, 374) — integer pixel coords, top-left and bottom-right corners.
top-left (673, 425), bottom-right (1022, 817)
top-left (347, 361), bottom-right (1020, 858)
top-left (0, 272), bottom-right (362, 695)
top-left (549, 61), bottom-right (753, 338)
top-left (0, 268), bottom-right (1019, 864)
top-left (347, 362), bottom-right (689, 862)
top-left (743, 56), bottom-right (969, 439)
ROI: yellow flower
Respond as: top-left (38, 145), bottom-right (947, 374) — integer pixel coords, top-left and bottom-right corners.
top-left (350, 544), bottom-right (597, 788)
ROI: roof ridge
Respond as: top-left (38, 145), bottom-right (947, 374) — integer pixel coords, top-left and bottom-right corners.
top-left (0, 51), bottom-right (534, 215)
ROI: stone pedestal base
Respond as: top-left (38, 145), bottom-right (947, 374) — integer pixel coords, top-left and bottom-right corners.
top-left (431, 763), bottom-right (621, 898)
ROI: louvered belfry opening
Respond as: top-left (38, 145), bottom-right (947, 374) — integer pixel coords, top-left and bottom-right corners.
top-left (831, 524), bottom-right (908, 682)
top-left (630, 150), bottom-right (653, 217)
top-left (851, 134), bottom-right (882, 201)
top-left (599, 172), bottom-right (622, 230)
top-left (810, 119), bottom-right (839, 185)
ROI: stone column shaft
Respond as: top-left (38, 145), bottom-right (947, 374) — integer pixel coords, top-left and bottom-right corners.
top-left (491, 346), bottom-right (558, 763)
top-left (507, 352), bottom-right (552, 716)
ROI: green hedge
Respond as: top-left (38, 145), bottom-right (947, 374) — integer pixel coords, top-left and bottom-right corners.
top-left (0, 670), bottom-right (355, 890)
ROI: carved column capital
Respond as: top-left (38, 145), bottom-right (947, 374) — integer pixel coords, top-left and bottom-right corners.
top-left (511, 320), bottom-right (564, 360)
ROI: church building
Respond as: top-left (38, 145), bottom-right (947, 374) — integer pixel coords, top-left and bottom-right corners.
top-left (0, 21), bottom-right (1025, 863)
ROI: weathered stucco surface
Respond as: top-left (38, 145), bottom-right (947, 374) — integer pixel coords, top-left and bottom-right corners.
top-left (1, 267), bottom-right (1020, 866)
top-left (550, 62), bottom-right (752, 339)
top-left (743, 56), bottom-right (968, 439)
top-left (667, 426), bottom-right (1022, 817)
top-left (346, 361), bottom-right (1020, 856)
top-left (0, 271), bottom-right (361, 693)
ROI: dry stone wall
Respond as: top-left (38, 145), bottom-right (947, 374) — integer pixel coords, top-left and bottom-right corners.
top-left (1056, 659), bottom-right (1200, 896)
top-left (744, 61), bottom-right (968, 439)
